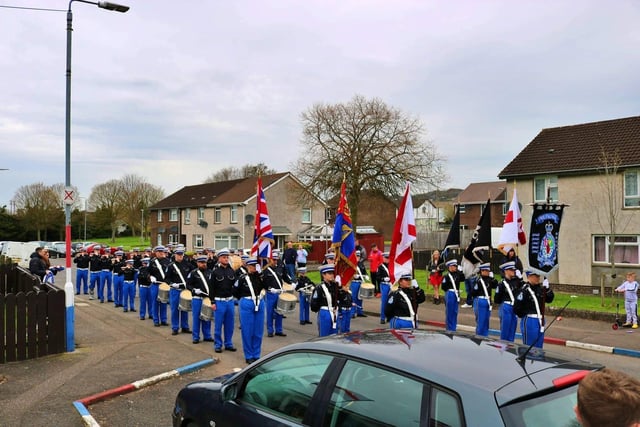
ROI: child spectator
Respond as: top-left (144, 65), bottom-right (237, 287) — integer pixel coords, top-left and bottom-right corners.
top-left (615, 271), bottom-right (638, 329)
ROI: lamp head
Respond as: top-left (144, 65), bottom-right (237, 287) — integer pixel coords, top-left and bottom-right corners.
top-left (98, 1), bottom-right (129, 12)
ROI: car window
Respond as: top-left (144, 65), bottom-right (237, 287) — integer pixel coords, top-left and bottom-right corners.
top-left (240, 352), bottom-right (334, 423)
top-left (500, 385), bottom-right (580, 427)
top-left (324, 359), bottom-right (423, 427)
top-left (429, 387), bottom-right (463, 427)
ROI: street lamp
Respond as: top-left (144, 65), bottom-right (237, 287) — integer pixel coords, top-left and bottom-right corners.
top-left (141, 208), bottom-right (145, 242)
top-left (64, 0), bottom-right (129, 353)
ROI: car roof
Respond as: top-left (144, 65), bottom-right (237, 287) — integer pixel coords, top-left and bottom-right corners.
top-left (271, 329), bottom-right (603, 406)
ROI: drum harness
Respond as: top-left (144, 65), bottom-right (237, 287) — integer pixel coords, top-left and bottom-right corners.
top-left (446, 274), bottom-right (460, 302)
top-left (244, 274), bottom-right (261, 312)
top-left (501, 279), bottom-right (516, 305)
top-left (195, 270), bottom-right (210, 299)
top-left (154, 258), bottom-right (166, 282)
top-left (266, 267), bottom-right (283, 294)
top-left (172, 263), bottom-right (187, 290)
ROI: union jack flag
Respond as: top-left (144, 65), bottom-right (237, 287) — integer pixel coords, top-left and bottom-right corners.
top-left (251, 177), bottom-right (274, 259)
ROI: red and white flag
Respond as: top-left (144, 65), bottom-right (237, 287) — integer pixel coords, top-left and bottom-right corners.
top-left (389, 182), bottom-right (416, 283)
top-left (497, 188), bottom-right (527, 254)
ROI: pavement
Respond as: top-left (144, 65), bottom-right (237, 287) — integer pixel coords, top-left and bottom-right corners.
top-left (1, 278), bottom-right (639, 426)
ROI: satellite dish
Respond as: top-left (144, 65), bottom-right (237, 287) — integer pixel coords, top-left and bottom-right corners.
top-left (245, 214), bottom-right (254, 225)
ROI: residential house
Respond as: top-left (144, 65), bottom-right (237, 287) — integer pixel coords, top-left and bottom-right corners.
top-left (413, 195), bottom-right (445, 231)
top-left (499, 116), bottom-right (640, 287)
top-left (456, 181), bottom-right (507, 229)
top-left (326, 190), bottom-right (397, 239)
top-left (149, 172), bottom-right (328, 251)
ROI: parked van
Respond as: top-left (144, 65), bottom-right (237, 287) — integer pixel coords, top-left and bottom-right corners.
top-left (0, 241), bottom-right (40, 268)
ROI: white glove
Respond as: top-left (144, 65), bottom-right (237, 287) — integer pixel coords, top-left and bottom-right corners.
top-left (383, 277), bottom-right (390, 282)
top-left (489, 272), bottom-right (494, 278)
top-left (171, 283), bottom-right (180, 289)
top-left (543, 278), bottom-right (550, 288)
top-left (194, 288), bottom-right (203, 295)
top-left (255, 264), bottom-right (262, 273)
top-left (150, 275), bottom-right (157, 283)
top-left (411, 279), bottom-right (419, 289)
top-left (515, 270), bottom-right (522, 279)
top-left (335, 275), bottom-right (342, 285)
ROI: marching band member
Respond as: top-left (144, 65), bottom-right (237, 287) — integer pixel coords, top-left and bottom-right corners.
top-left (121, 259), bottom-right (137, 312)
top-left (99, 247), bottom-right (114, 303)
top-left (112, 250), bottom-right (125, 308)
top-left (494, 261), bottom-right (523, 342)
top-left (165, 247), bottom-right (193, 335)
top-left (471, 263), bottom-right (498, 336)
top-left (514, 269), bottom-right (554, 348)
top-left (186, 255), bottom-right (214, 344)
top-left (441, 259), bottom-right (465, 331)
top-left (350, 250), bottom-right (368, 318)
top-left (137, 257), bottom-right (152, 319)
top-left (384, 273), bottom-right (425, 328)
top-left (310, 264), bottom-right (339, 337)
top-left (211, 248), bottom-right (237, 353)
top-left (233, 258), bottom-right (265, 364)
top-left (88, 245), bottom-right (102, 300)
top-left (263, 253), bottom-right (288, 337)
top-left (148, 245), bottom-right (170, 327)
top-left (73, 247), bottom-right (90, 295)
top-left (337, 280), bottom-right (354, 333)
top-left (295, 267), bottom-right (315, 325)
top-left (377, 252), bottom-right (391, 324)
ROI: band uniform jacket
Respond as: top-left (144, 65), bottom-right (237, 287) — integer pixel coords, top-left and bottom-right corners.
top-left (513, 283), bottom-right (554, 318)
top-left (441, 270), bottom-right (465, 293)
top-left (494, 277), bottom-right (523, 305)
top-left (384, 287), bottom-right (426, 320)
top-left (186, 267), bottom-right (212, 297)
top-left (310, 280), bottom-right (339, 312)
top-left (165, 258), bottom-right (194, 289)
top-left (471, 275), bottom-right (499, 301)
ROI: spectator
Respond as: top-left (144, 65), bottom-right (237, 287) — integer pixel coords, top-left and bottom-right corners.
top-left (615, 272), bottom-right (638, 328)
top-left (282, 241), bottom-right (297, 280)
top-left (368, 243), bottom-right (383, 296)
top-left (28, 247), bottom-right (49, 281)
top-left (575, 368), bottom-right (640, 427)
top-left (296, 244), bottom-right (308, 269)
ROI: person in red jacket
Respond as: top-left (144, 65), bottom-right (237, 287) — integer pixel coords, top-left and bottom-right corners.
top-left (368, 243), bottom-right (384, 297)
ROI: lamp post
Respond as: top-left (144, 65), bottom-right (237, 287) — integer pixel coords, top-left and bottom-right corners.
top-left (141, 208), bottom-right (144, 242)
top-left (64, 0), bottom-right (129, 353)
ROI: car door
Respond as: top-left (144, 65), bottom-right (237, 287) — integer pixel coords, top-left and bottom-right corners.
top-left (220, 351), bottom-right (337, 426)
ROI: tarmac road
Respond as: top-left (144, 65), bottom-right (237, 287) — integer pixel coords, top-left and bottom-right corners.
top-left (1, 265), bottom-right (639, 426)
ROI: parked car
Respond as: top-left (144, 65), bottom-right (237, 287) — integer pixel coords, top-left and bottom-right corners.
top-left (172, 329), bottom-right (603, 427)
top-left (45, 241), bottom-right (75, 258)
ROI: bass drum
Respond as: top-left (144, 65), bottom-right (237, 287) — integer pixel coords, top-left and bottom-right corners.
top-left (200, 297), bottom-right (213, 321)
top-left (275, 292), bottom-right (297, 315)
top-left (179, 289), bottom-right (192, 312)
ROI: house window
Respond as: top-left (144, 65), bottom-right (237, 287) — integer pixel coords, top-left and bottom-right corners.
top-left (214, 207), bottom-right (222, 224)
top-left (193, 234), bottom-right (204, 248)
top-left (458, 205), bottom-right (466, 214)
top-left (168, 234), bottom-right (177, 244)
top-left (184, 208), bottom-right (191, 225)
top-left (593, 235), bottom-right (640, 264)
top-left (157, 210), bottom-right (163, 222)
top-left (503, 203), bottom-right (508, 216)
top-left (624, 171), bottom-right (640, 208)
top-left (302, 208), bottom-right (312, 223)
top-left (230, 205), bottom-right (238, 223)
top-left (214, 234), bottom-right (239, 250)
top-left (156, 233), bottom-right (162, 246)
top-left (169, 208), bottom-right (178, 222)
top-left (198, 207), bottom-right (205, 221)
top-left (534, 176), bottom-right (558, 202)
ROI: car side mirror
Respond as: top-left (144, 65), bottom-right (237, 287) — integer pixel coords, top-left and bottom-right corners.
top-left (221, 383), bottom-right (237, 402)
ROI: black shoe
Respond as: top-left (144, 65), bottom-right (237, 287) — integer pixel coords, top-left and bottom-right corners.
top-left (161, 322), bottom-right (169, 326)
top-left (100, 300), bottom-right (104, 303)
top-left (282, 315), bottom-right (287, 319)
top-left (181, 328), bottom-right (191, 333)
top-left (130, 309), bottom-right (136, 312)
top-left (214, 348), bottom-right (222, 353)
top-left (225, 347), bottom-right (237, 352)
top-left (380, 319), bottom-right (386, 324)
top-left (275, 332), bottom-right (287, 337)
top-left (140, 317), bottom-right (145, 320)
top-left (357, 313), bottom-right (368, 318)
top-left (192, 339), bottom-right (200, 344)
top-left (172, 330), bottom-right (179, 335)
top-left (246, 359), bottom-right (253, 364)
top-left (300, 321), bottom-right (306, 325)
top-left (154, 323), bottom-right (160, 327)
top-left (305, 321), bottom-right (313, 325)
top-left (123, 309), bottom-right (128, 313)
top-left (75, 292), bottom-right (80, 295)
top-left (203, 338), bottom-right (214, 342)
top-left (268, 333), bottom-right (274, 337)
top-left (108, 299), bottom-right (114, 303)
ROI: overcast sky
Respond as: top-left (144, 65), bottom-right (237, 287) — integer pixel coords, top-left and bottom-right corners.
top-left (1, 0), bottom-right (639, 210)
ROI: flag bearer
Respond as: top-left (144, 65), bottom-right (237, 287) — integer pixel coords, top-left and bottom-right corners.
top-left (310, 264), bottom-right (339, 336)
top-left (494, 261), bottom-right (523, 342)
top-left (384, 273), bottom-right (425, 328)
top-left (514, 269), bottom-right (554, 348)
top-left (471, 263), bottom-right (498, 336)
top-left (441, 259), bottom-right (465, 331)
top-left (233, 258), bottom-right (265, 364)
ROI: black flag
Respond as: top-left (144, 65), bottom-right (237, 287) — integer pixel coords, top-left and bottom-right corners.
top-left (461, 199), bottom-right (492, 277)
top-left (528, 204), bottom-right (564, 275)
top-left (442, 205), bottom-right (460, 258)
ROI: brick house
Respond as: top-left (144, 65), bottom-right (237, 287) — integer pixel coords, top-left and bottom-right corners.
top-left (456, 181), bottom-right (507, 229)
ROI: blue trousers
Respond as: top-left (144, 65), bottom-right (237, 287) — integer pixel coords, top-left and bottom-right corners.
top-left (265, 292), bottom-right (284, 335)
top-left (75, 269), bottom-right (88, 294)
top-left (99, 270), bottom-right (112, 302)
top-left (285, 263), bottom-right (296, 281)
top-left (239, 298), bottom-right (264, 361)
top-left (169, 288), bottom-right (189, 332)
top-left (214, 299), bottom-right (235, 349)
top-left (521, 315), bottom-right (545, 348)
top-left (379, 283), bottom-right (391, 322)
top-left (473, 297), bottom-right (491, 336)
top-left (89, 271), bottom-right (100, 294)
top-left (499, 303), bottom-right (518, 342)
top-left (317, 309), bottom-right (337, 337)
top-left (139, 286), bottom-right (152, 319)
top-left (444, 290), bottom-right (459, 331)
top-left (464, 277), bottom-right (475, 305)
top-left (113, 274), bottom-right (124, 306)
top-left (122, 281), bottom-right (135, 311)
top-left (299, 291), bottom-right (310, 323)
top-left (390, 317), bottom-right (414, 329)
top-left (350, 281), bottom-right (364, 316)
top-left (150, 283), bottom-right (167, 325)
top-left (191, 297), bottom-right (212, 341)
top-left (338, 308), bottom-right (352, 333)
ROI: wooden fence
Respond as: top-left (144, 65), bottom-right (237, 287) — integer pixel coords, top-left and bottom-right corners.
top-left (0, 262), bottom-right (66, 363)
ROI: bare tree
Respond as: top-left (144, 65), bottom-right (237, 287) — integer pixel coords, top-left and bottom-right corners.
top-left (204, 163), bottom-right (278, 183)
top-left (13, 182), bottom-right (64, 240)
top-left (89, 179), bottom-right (124, 242)
top-left (119, 174), bottom-right (165, 237)
top-left (293, 94), bottom-right (446, 226)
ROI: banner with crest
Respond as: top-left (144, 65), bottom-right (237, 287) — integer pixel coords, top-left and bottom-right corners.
top-left (528, 204), bottom-right (565, 275)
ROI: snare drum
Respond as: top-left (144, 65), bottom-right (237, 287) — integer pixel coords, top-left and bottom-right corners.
top-left (300, 285), bottom-right (314, 298)
top-left (359, 283), bottom-right (375, 299)
top-left (282, 283), bottom-right (295, 294)
top-left (229, 255), bottom-right (242, 271)
top-left (179, 290), bottom-right (192, 312)
top-left (275, 292), bottom-right (297, 315)
top-left (200, 297), bottom-right (213, 321)
top-left (157, 283), bottom-right (170, 303)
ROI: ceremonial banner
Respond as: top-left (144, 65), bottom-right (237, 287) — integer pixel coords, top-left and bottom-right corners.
top-left (497, 189), bottom-right (527, 254)
top-left (442, 204), bottom-right (461, 259)
top-left (389, 182), bottom-right (417, 283)
top-left (528, 204), bottom-right (564, 275)
top-left (331, 181), bottom-right (358, 286)
top-left (461, 199), bottom-right (492, 277)
top-left (251, 177), bottom-right (274, 260)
